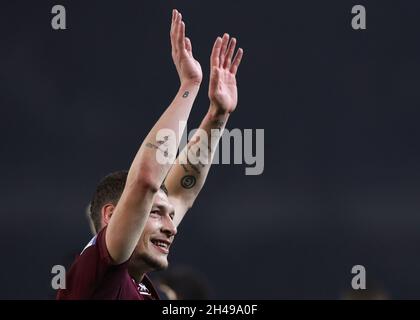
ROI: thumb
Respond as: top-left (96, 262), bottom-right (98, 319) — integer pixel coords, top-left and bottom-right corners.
top-left (185, 37), bottom-right (192, 54)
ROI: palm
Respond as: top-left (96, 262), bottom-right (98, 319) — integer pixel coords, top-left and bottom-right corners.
top-left (175, 51), bottom-right (202, 85)
top-left (209, 34), bottom-right (243, 114)
top-left (209, 68), bottom-right (238, 113)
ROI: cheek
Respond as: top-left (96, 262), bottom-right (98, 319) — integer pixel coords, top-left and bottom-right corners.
top-left (146, 218), bottom-right (161, 232)
top-left (135, 235), bottom-right (146, 251)
top-left (138, 228), bottom-right (151, 246)
top-left (140, 219), bottom-right (160, 244)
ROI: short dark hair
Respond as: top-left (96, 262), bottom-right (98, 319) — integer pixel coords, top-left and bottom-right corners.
top-left (88, 170), bottom-right (168, 233)
top-left (89, 170), bottom-right (128, 233)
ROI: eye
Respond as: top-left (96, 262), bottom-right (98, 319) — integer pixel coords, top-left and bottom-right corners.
top-left (169, 214), bottom-right (175, 220)
top-left (150, 210), bottom-right (160, 217)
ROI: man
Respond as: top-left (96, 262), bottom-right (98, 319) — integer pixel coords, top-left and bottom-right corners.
top-left (57, 9), bottom-right (243, 300)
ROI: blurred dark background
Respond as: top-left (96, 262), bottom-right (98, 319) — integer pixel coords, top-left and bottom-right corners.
top-left (1, 0), bottom-right (420, 299)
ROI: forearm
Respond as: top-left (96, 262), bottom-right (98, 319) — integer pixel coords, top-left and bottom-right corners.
top-left (165, 104), bottom-right (229, 209)
top-left (127, 82), bottom-right (200, 189)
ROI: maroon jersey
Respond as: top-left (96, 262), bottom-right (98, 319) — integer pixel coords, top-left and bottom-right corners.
top-left (57, 227), bottom-right (159, 300)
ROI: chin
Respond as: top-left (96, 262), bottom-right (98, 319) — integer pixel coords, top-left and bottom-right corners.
top-left (156, 261), bottom-right (169, 271)
top-left (141, 252), bottom-right (169, 271)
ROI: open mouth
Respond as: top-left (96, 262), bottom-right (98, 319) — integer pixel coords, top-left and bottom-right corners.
top-left (150, 239), bottom-right (171, 254)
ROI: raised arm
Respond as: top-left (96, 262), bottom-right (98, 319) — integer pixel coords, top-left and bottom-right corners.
top-left (165, 33), bottom-right (244, 227)
top-left (106, 10), bottom-right (203, 264)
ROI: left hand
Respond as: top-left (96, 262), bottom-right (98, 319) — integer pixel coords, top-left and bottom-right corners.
top-left (208, 33), bottom-right (244, 114)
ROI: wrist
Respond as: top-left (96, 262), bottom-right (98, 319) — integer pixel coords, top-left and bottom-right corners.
top-left (180, 79), bottom-right (202, 89)
top-left (209, 102), bottom-right (230, 117)
top-left (209, 103), bottom-right (230, 119)
top-left (178, 82), bottom-right (201, 99)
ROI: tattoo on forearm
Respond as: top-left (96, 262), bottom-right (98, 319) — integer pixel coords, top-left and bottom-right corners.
top-left (213, 120), bottom-right (225, 130)
top-left (146, 138), bottom-right (170, 158)
top-left (186, 157), bottom-right (201, 174)
top-left (157, 135), bottom-right (169, 146)
top-left (182, 91), bottom-right (190, 98)
top-left (186, 135), bottom-right (209, 169)
top-left (146, 142), bottom-right (159, 150)
top-left (181, 175), bottom-right (196, 189)
top-left (181, 164), bottom-right (189, 173)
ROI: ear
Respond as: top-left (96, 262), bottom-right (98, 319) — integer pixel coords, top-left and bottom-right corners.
top-left (101, 204), bottom-right (115, 227)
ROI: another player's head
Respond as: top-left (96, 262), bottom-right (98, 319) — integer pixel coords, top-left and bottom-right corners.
top-left (154, 266), bottom-right (210, 300)
top-left (88, 170), bottom-right (177, 272)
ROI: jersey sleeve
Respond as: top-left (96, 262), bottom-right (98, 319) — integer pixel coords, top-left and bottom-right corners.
top-left (56, 226), bottom-right (128, 299)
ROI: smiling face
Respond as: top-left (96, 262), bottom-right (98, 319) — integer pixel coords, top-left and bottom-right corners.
top-left (132, 189), bottom-right (177, 271)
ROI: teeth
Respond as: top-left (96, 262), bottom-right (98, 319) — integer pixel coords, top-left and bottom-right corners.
top-left (153, 240), bottom-right (168, 249)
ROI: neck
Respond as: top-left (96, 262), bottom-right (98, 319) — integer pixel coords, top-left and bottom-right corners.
top-left (128, 258), bottom-right (151, 283)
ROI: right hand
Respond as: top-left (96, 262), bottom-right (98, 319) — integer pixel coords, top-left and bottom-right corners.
top-left (170, 9), bottom-right (203, 86)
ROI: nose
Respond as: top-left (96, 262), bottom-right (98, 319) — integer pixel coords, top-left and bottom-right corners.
top-left (161, 215), bottom-right (177, 237)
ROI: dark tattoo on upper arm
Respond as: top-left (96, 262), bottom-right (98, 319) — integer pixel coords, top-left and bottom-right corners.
top-left (181, 175), bottom-right (196, 189)
top-left (182, 91), bottom-right (190, 98)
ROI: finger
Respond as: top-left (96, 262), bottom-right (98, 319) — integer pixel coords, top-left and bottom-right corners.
top-left (177, 21), bottom-right (185, 52)
top-left (230, 48), bottom-right (244, 75)
top-left (170, 10), bottom-right (176, 49)
top-left (185, 37), bottom-right (192, 54)
top-left (171, 9), bottom-right (176, 29)
top-left (172, 12), bottom-right (180, 51)
top-left (223, 37), bottom-right (236, 69)
top-left (219, 33), bottom-right (230, 68)
top-left (174, 12), bottom-right (182, 48)
top-left (210, 37), bottom-right (222, 68)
